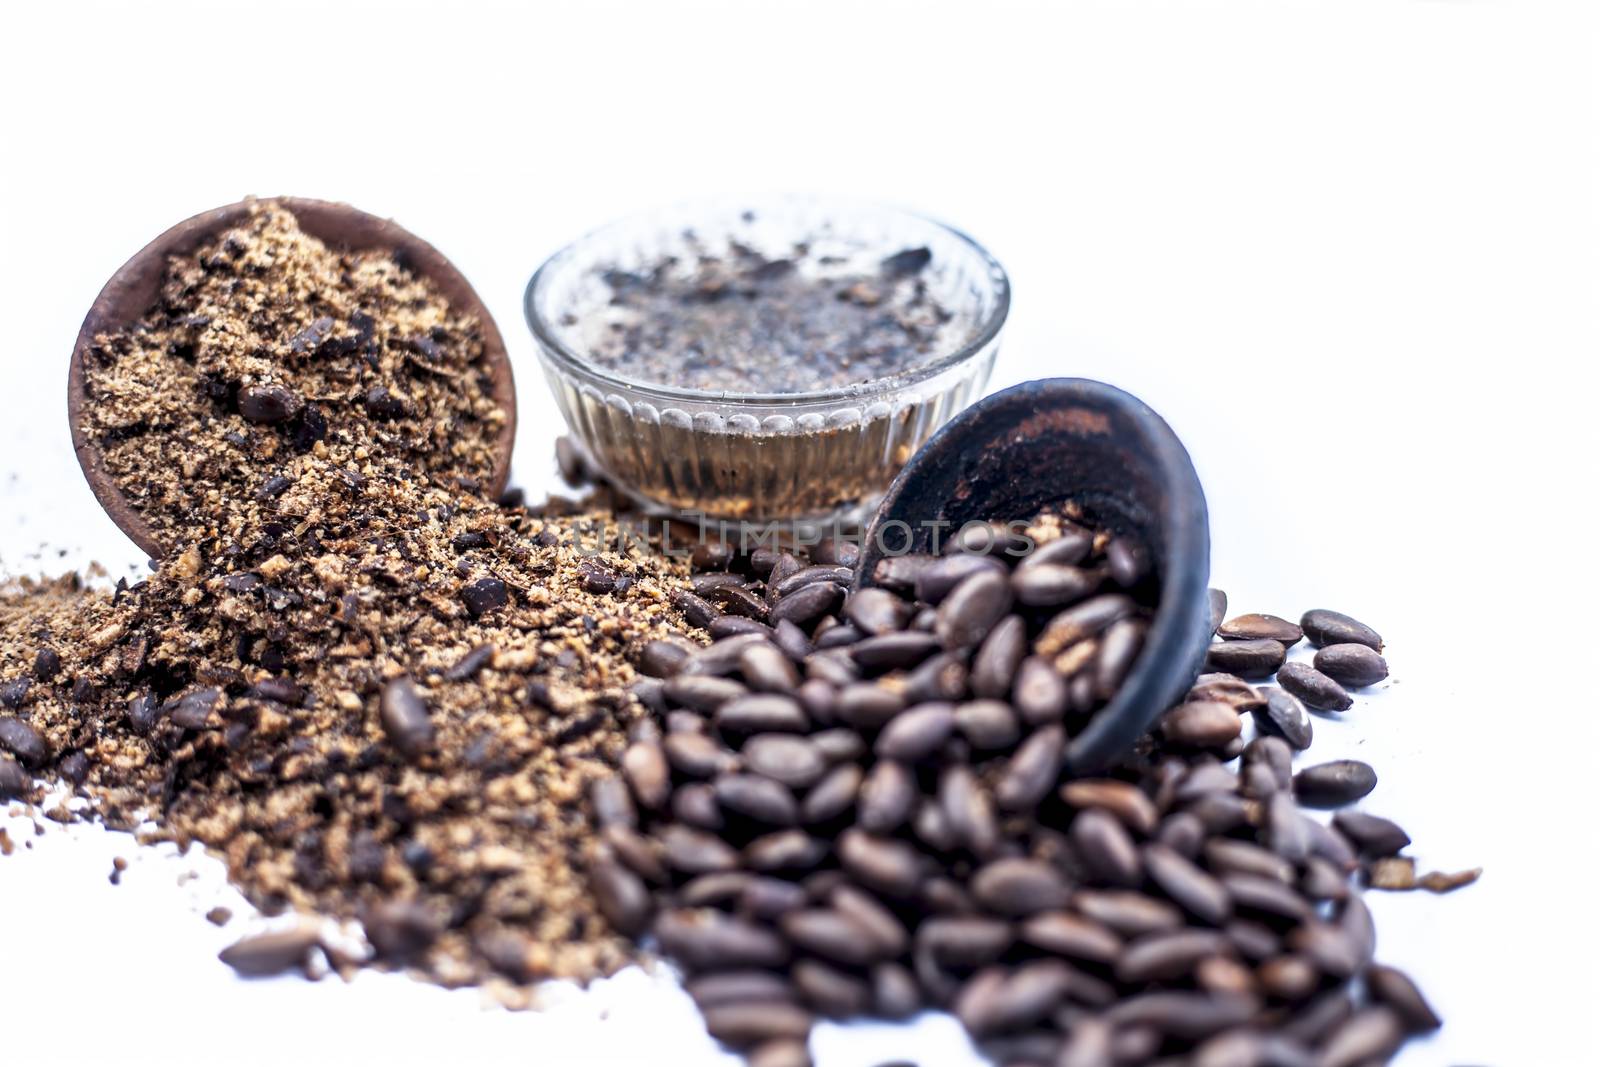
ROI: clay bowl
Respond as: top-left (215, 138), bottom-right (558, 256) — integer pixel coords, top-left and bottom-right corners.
top-left (67, 197), bottom-right (517, 559)
top-left (856, 377), bottom-right (1212, 774)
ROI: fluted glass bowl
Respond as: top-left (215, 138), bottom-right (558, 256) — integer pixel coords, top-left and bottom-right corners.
top-left (524, 196), bottom-right (1009, 523)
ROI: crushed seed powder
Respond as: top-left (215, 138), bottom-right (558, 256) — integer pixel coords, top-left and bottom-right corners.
top-left (2, 202), bottom-right (699, 990)
top-left (79, 202), bottom-right (507, 549)
top-left (579, 238), bottom-right (958, 393)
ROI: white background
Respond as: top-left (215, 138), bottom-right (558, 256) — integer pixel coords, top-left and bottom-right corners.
top-left (3, 2), bottom-right (1598, 1064)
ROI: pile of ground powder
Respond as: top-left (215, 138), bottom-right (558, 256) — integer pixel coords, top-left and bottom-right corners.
top-left (78, 201), bottom-right (508, 548)
top-left (1, 202), bottom-right (697, 991)
top-left (581, 239), bottom-right (958, 393)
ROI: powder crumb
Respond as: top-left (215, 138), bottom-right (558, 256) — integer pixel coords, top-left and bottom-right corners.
top-left (1419, 867), bottom-right (1482, 894)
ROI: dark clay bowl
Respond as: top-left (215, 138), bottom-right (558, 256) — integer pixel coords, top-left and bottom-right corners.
top-left (856, 377), bottom-right (1212, 774)
top-left (67, 197), bottom-right (518, 559)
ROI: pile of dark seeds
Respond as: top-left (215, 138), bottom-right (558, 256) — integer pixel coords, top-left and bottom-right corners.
top-left (0, 193), bottom-right (1474, 1062)
top-left (582, 513), bottom-right (1463, 1067)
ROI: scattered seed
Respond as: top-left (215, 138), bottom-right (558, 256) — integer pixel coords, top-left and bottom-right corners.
top-left (702, 1001), bottom-right (814, 1047)
top-left (874, 703), bottom-right (956, 762)
top-left (1333, 812), bottom-right (1411, 856)
top-left (1313, 643), bottom-right (1389, 688)
top-left (994, 725), bottom-right (1065, 811)
top-left (459, 576), bottom-right (508, 617)
top-left (1366, 964), bottom-right (1443, 1032)
top-left (377, 678), bottom-right (434, 761)
top-left (971, 858), bottom-right (1071, 917)
top-left (935, 570), bottom-right (1013, 649)
top-left (1143, 843), bottom-right (1232, 925)
top-left (1011, 564), bottom-right (1097, 608)
top-left (857, 760), bottom-right (918, 833)
top-left (1217, 613), bottom-right (1302, 645)
top-left (0, 716), bottom-right (50, 767)
top-left (622, 739), bottom-right (672, 809)
top-left (717, 693), bottom-right (809, 736)
top-left (1160, 701), bottom-right (1243, 748)
top-left (1207, 589), bottom-right (1229, 635)
top-left (1293, 760), bottom-right (1378, 808)
top-left (743, 735), bottom-right (827, 789)
top-left (1300, 609), bottom-right (1383, 652)
top-left (1252, 686), bottom-right (1313, 749)
top-left (1061, 779), bottom-right (1159, 835)
top-left (1203, 639), bottom-right (1286, 680)
top-left (1317, 1007), bottom-right (1404, 1067)
top-left (218, 924), bottom-right (320, 978)
top-left (0, 755), bottom-right (30, 799)
top-left (1072, 808), bottom-right (1143, 887)
top-left (591, 857), bottom-right (653, 935)
top-left (1275, 661), bottom-right (1353, 712)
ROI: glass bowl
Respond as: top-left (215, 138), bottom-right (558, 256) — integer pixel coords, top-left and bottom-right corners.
top-left (524, 195), bottom-right (1009, 524)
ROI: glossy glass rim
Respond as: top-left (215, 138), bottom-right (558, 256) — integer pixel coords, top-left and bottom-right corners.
top-left (523, 195), bottom-right (1011, 407)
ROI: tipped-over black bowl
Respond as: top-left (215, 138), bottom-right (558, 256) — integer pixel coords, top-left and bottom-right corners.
top-left (856, 378), bottom-right (1212, 774)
